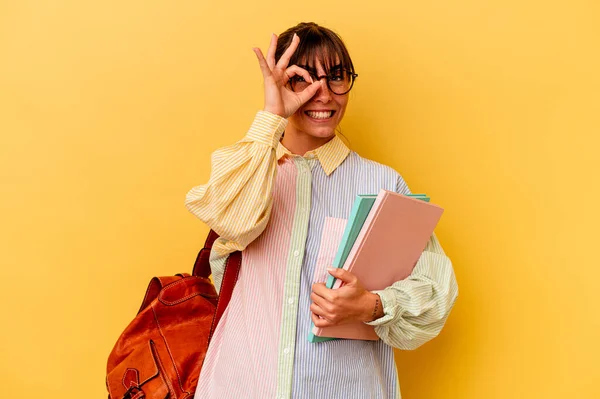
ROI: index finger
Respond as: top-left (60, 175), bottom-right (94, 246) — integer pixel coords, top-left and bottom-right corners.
top-left (276, 33), bottom-right (299, 70)
top-left (312, 282), bottom-right (334, 301)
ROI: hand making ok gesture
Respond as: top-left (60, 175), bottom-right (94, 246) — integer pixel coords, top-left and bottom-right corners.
top-left (253, 33), bottom-right (322, 119)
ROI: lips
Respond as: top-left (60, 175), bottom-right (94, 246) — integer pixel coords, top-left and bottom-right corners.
top-left (305, 110), bottom-right (335, 120)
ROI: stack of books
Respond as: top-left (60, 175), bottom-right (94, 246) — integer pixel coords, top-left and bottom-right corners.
top-left (308, 189), bottom-right (444, 343)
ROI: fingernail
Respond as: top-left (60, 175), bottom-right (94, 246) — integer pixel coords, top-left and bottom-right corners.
top-left (327, 267), bottom-right (335, 272)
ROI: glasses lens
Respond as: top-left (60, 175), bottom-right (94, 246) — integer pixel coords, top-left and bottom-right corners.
top-left (328, 71), bottom-right (354, 95)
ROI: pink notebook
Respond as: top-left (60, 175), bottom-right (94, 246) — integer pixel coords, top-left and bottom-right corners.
top-left (313, 189), bottom-right (444, 340)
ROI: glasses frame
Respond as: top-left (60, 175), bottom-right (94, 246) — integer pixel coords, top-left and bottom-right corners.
top-left (288, 69), bottom-right (359, 96)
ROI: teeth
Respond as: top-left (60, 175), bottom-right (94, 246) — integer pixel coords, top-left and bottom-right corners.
top-left (306, 111), bottom-right (333, 119)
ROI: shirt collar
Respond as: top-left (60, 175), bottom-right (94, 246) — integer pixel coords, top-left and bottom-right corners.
top-left (276, 135), bottom-right (350, 176)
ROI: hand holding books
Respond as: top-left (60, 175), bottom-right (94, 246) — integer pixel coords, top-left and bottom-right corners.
top-left (310, 267), bottom-right (383, 330)
top-left (309, 189), bottom-right (443, 342)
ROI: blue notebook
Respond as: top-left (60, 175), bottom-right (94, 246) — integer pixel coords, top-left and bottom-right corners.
top-left (308, 193), bottom-right (429, 343)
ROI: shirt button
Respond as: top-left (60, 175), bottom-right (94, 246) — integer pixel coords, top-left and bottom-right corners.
top-left (288, 297), bottom-right (294, 304)
top-left (293, 250), bottom-right (300, 257)
top-left (283, 347), bottom-right (290, 355)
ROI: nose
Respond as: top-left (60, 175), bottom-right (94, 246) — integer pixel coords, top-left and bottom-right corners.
top-left (313, 76), bottom-right (332, 102)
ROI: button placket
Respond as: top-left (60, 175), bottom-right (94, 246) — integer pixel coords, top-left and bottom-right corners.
top-left (275, 157), bottom-right (312, 399)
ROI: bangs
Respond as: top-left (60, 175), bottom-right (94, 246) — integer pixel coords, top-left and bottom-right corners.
top-left (275, 23), bottom-right (355, 74)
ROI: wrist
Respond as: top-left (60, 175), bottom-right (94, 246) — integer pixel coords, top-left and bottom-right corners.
top-left (364, 292), bottom-right (384, 322)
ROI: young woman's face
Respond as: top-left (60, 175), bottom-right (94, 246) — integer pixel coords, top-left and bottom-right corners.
top-left (287, 59), bottom-right (349, 139)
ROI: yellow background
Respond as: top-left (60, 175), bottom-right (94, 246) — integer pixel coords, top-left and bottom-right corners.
top-left (1, 0), bottom-right (598, 398)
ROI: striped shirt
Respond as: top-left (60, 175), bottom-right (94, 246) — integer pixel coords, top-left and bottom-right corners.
top-left (185, 111), bottom-right (458, 399)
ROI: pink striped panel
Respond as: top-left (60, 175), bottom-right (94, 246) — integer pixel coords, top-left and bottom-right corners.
top-left (196, 158), bottom-right (298, 398)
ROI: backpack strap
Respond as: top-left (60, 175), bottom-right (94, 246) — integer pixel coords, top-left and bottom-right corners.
top-left (191, 230), bottom-right (242, 341)
top-left (209, 250), bottom-right (241, 341)
top-left (192, 230), bottom-right (220, 278)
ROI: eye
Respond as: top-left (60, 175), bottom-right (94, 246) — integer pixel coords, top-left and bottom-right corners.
top-left (329, 71), bottom-right (346, 82)
top-left (291, 76), bottom-right (306, 83)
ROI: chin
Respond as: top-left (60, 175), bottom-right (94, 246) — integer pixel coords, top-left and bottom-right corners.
top-left (307, 127), bottom-right (336, 139)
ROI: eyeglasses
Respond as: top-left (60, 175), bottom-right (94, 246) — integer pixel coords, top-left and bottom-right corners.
top-left (289, 69), bottom-right (358, 95)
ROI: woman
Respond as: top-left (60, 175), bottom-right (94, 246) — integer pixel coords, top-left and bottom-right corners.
top-left (186, 22), bottom-right (458, 399)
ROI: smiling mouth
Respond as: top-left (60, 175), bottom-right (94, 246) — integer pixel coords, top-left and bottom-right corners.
top-left (305, 110), bottom-right (335, 120)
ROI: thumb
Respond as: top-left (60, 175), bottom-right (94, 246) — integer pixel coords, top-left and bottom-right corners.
top-left (327, 267), bottom-right (357, 285)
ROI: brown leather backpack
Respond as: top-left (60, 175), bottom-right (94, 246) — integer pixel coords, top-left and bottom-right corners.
top-left (106, 231), bottom-right (241, 399)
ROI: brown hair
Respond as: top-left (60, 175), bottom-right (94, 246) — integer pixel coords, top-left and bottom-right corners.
top-left (274, 22), bottom-right (355, 74)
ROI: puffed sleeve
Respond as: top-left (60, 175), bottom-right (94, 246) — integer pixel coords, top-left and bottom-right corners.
top-left (185, 111), bottom-right (287, 288)
top-left (365, 174), bottom-right (459, 350)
